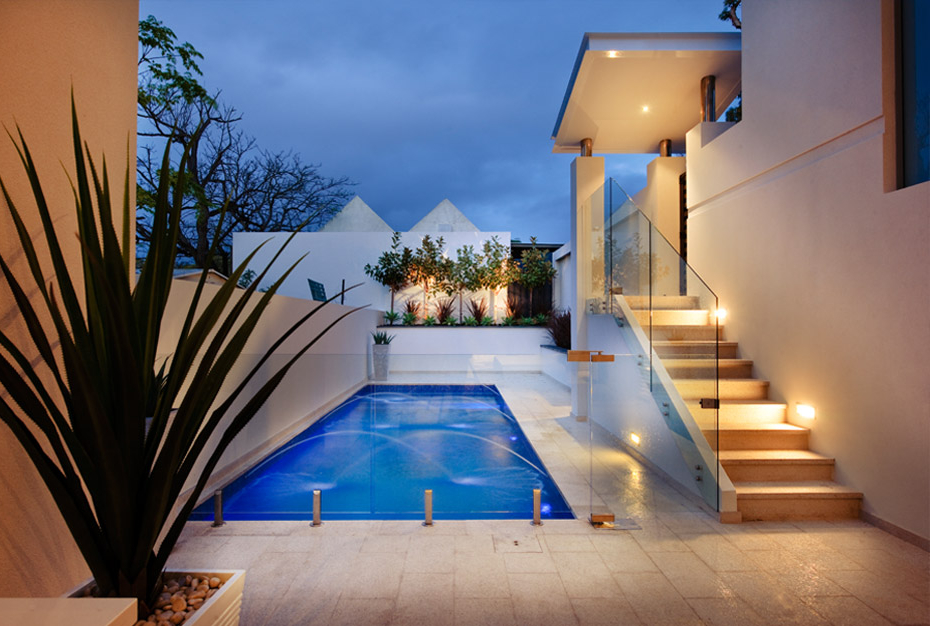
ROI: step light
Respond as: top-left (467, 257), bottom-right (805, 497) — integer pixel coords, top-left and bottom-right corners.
top-left (796, 403), bottom-right (816, 419)
top-left (714, 308), bottom-right (728, 321)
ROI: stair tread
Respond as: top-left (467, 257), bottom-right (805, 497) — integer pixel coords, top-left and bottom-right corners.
top-left (735, 482), bottom-right (862, 497)
top-left (719, 449), bottom-right (834, 463)
top-left (664, 359), bottom-right (753, 366)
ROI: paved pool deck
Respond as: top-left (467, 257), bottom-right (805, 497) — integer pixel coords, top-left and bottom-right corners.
top-left (169, 373), bottom-right (929, 625)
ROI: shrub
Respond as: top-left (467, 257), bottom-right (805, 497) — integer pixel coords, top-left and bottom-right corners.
top-left (403, 298), bottom-right (421, 318)
top-left (402, 312), bottom-right (418, 325)
top-left (519, 316), bottom-right (535, 326)
top-left (481, 316), bottom-right (494, 326)
top-left (502, 316), bottom-right (515, 326)
top-left (546, 310), bottom-right (571, 349)
top-left (435, 298), bottom-right (455, 325)
top-left (462, 316), bottom-right (479, 326)
top-left (384, 310), bottom-right (400, 325)
top-left (466, 298), bottom-right (488, 321)
top-left (371, 331), bottom-right (395, 345)
top-left (443, 316), bottom-right (457, 326)
top-left (423, 315), bottom-right (437, 326)
top-left (535, 313), bottom-right (549, 325)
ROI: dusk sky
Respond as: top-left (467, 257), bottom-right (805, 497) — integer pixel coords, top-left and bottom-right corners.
top-left (139, 1), bottom-right (732, 243)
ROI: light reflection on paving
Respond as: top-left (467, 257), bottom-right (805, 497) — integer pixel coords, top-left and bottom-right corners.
top-left (170, 373), bottom-right (929, 626)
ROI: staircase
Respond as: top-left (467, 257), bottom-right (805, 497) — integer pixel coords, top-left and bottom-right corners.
top-left (626, 295), bottom-right (862, 522)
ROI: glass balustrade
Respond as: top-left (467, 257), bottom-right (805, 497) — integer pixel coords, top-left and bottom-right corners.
top-left (582, 179), bottom-right (724, 512)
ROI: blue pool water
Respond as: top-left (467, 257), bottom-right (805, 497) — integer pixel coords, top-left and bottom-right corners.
top-left (191, 384), bottom-right (573, 521)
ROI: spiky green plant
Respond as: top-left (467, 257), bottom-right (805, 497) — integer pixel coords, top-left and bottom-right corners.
top-left (0, 103), bottom-right (358, 616)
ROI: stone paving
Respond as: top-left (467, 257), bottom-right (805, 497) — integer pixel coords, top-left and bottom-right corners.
top-left (169, 373), bottom-right (930, 625)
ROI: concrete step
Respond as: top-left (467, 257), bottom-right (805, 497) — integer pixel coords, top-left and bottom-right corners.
top-left (735, 482), bottom-right (863, 521)
top-left (651, 325), bottom-right (725, 342)
top-left (632, 309), bottom-right (710, 327)
top-left (704, 423), bottom-right (810, 450)
top-left (674, 378), bottom-right (769, 401)
top-left (623, 295), bottom-right (700, 310)
top-left (720, 449), bottom-right (834, 482)
top-left (664, 358), bottom-right (753, 379)
top-left (689, 400), bottom-right (788, 426)
top-left (654, 341), bottom-right (739, 359)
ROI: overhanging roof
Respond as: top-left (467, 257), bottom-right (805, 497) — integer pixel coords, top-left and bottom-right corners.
top-left (552, 32), bottom-right (741, 155)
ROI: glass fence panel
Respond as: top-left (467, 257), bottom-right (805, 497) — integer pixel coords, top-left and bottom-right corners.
top-left (601, 179), bottom-right (721, 511)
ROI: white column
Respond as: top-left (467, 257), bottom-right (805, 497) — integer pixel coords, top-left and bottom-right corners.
top-left (569, 155), bottom-right (605, 419)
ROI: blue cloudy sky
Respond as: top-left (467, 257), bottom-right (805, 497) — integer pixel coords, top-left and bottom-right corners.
top-left (139, 0), bottom-right (732, 243)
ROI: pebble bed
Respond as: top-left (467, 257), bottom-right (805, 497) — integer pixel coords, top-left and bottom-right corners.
top-left (131, 574), bottom-right (225, 626)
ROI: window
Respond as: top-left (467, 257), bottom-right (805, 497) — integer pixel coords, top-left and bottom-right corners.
top-left (900, 0), bottom-right (929, 187)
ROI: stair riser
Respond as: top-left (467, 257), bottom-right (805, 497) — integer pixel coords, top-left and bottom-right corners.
top-left (652, 326), bottom-right (724, 341)
top-left (737, 497), bottom-right (861, 521)
top-left (655, 343), bottom-right (739, 358)
top-left (623, 295), bottom-right (700, 310)
top-left (710, 431), bottom-right (809, 450)
top-left (723, 463), bottom-right (834, 482)
top-left (633, 310), bottom-right (710, 326)
top-left (688, 404), bottom-right (788, 425)
top-left (667, 363), bottom-right (753, 379)
top-left (675, 380), bottom-right (769, 401)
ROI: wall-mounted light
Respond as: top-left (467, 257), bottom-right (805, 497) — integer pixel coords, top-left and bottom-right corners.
top-left (607, 50), bottom-right (620, 58)
top-left (630, 433), bottom-right (641, 444)
top-left (796, 403), bottom-right (816, 419)
top-left (714, 308), bottom-right (728, 321)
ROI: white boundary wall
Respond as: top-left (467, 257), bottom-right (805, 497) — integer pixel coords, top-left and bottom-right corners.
top-left (233, 231), bottom-right (510, 314)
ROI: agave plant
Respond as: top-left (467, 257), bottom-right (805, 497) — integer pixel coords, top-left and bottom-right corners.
top-left (0, 104), bottom-right (358, 616)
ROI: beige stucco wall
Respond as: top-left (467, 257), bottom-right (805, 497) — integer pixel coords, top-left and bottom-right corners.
top-left (686, 0), bottom-right (930, 541)
top-left (0, 0), bottom-right (139, 596)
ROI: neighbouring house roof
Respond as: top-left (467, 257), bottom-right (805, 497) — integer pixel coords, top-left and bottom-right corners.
top-left (552, 32), bottom-right (741, 155)
top-left (409, 199), bottom-right (479, 232)
top-left (320, 195), bottom-right (393, 232)
top-left (172, 268), bottom-right (228, 285)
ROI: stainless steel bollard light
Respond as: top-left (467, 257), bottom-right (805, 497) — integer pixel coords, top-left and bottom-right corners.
top-left (212, 490), bottom-right (225, 527)
top-left (311, 489), bottom-right (322, 526)
top-left (423, 489), bottom-right (433, 526)
top-left (532, 488), bottom-right (543, 526)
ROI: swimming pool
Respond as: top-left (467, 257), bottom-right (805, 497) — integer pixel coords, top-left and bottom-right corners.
top-left (191, 384), bottom-right (573, 521)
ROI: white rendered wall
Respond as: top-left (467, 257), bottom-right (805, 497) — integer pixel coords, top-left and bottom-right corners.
top-left (0, 0), bottom-right (138, 596)
top-left (686, 0), bottom-right (930, 541)
top-left (631, 156), bottom-right (686, 253)
top-left (157, 280), bottom-right (381, 499)
top-left (552, 244), bottom-right (573, 314)
top-left (233, 230), bottom-right (510, 313)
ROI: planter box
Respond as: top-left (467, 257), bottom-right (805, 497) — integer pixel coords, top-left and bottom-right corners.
top-left (0, 598), bottom-right (136, 626)
top-left (63, 569), bottom-right (245, 626)
top-left (376, 326), bottom-right (548, 374)
top-left (540, 344), bottom-right (571, 388)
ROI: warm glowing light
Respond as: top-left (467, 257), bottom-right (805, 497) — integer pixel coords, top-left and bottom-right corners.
top-left (796, 403), bottom-right (816, 419)
top-left (641, 105), bottom-right (650, 113)
top-left (715, 308), bottom-right (728, 321)
top-left (607, 50), bottom-right (620, 58)
top-left (630, 433), bottom-right (641, 444)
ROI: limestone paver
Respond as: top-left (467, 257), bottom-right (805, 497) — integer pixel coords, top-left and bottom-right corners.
top-left (166, 373), bottom-right (929, 626)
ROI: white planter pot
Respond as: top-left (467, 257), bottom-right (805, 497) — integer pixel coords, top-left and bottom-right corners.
top-left (65, 569), bottom-right (245, 626)
top-left (371, 344), bottom-right (391, 381)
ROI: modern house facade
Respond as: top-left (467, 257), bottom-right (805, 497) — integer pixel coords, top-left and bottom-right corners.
top-left (555, 0), bottom-right (928, 546)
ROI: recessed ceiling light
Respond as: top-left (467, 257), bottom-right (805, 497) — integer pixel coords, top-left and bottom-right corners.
top-left (642, 105), bottom-right (649, 113)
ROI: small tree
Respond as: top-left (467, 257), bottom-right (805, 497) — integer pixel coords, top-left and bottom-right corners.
top-left (364, 231), bottom-right (412, 313)
top-left (519, 237), bottom-right (557, 316)
top-left (447, 244), bottom-right (483, 321)
top-left (480, 236), bottom-right (520, 322)
top-left (409, 235), bottom-right (449, 313)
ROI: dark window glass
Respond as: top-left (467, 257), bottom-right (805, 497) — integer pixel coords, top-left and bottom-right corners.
top-left (901, 0), bottom-right (929, 186)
